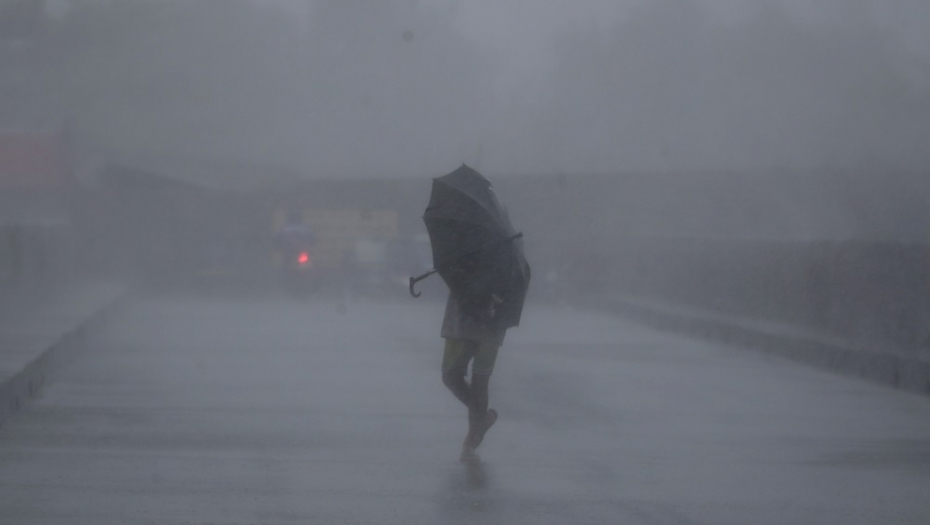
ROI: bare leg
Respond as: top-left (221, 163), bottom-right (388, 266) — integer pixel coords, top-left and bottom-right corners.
top-left (469, 374), bottom-right (490, 416)
top-left (464, 374), bottom-right (497, 451)
top-left (442, 369), bottom-right (471, 407)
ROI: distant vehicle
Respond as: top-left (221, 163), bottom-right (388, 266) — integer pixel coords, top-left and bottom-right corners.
top-left (279, 244), bottom-right (318, 294)
top-left (274, 213), bottom-right (319, 294)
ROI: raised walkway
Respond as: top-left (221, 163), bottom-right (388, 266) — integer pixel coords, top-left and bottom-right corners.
top-left (593, 294), bottom-right (930, 397)
top-left (0, 282), bottom-right (125, 427)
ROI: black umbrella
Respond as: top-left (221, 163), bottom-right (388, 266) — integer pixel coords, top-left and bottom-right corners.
top-left (409, 165), bottom-right (530, 330)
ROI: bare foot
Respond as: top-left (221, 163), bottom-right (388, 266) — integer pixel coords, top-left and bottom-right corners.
top-left (460, 447), bottom-right (481, 464)
top-left (464, 409), bottom-right (498, 451)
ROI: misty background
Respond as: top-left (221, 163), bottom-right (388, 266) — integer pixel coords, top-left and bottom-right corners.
top-left (3, 0), bottom-right (929, 176)
top-left (3, 0), bottom-right (930, 361)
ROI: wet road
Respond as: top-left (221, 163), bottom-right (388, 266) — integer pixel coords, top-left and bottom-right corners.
top-left (1, 294), bottom-right (930, 524)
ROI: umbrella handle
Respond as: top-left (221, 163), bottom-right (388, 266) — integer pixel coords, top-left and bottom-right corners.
top-left (410, 232), bottom-right (523, 297)
top-left (409, 269), bottom-right (437, 298)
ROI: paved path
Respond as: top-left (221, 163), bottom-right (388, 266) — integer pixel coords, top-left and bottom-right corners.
top-left (1, 295), bottom-right (929, 524)
top-left (0, 282), bottom-right (124, 424)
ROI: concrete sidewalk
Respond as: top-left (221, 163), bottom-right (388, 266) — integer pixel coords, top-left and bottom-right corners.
top-left (592, 295), bottom-right (930, 397)
top-left (0, 282), bottom-right (126, 426)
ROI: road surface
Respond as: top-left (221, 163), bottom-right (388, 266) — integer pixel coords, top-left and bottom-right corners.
top-left (1, 294), bottom-right (929, 524)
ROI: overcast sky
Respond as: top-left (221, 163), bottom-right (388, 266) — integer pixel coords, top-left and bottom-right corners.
top-left (412, 0), bottom-right (930, 174)
top-left (427, 0), bottom-right (628, 87)
top-left (38, 0), bottom-right (930, 177)
top-left (457, 2), bottom-right (928, 60)
top-left (275, 0), bottom-right (930, 114)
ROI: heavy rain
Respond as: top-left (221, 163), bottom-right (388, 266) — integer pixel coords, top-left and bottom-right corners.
top-left (1, 1), bottom-right (930, 523)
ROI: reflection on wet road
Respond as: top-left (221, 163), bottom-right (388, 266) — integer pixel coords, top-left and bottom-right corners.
top-left (1, 295), bottom-right (929, 524)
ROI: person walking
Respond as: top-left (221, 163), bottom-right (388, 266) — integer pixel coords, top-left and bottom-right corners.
top-left (408, 165), bottom-right (530, 463)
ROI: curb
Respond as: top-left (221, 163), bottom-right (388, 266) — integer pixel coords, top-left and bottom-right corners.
top-left (0, 289), bottom-right (127, 427)
top-left (598, 297), bottom-right (930, 398)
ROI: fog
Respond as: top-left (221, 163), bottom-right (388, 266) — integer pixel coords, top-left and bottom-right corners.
top-left (4, 0), bottom-right (929, 175)
top-left (3, 1), bottom-right (930, 523)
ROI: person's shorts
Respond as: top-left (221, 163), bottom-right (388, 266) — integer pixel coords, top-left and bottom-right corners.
top-left (441, 338), bottom-right (500, 377)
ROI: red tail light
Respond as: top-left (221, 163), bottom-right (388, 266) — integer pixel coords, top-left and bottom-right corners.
top-left (297, 252), bottom-right (311, 266)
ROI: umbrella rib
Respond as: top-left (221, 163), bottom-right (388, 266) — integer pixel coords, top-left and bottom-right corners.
top-left (433, 232), bottom-right (523, 271)
top-left (432, 179), bottom-right (500, 217)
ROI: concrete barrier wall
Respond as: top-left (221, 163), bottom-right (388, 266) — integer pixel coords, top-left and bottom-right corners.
top-left (573, 237), bottom-right (930, 354)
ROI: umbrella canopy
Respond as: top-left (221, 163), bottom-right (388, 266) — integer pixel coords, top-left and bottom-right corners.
top-left (421, 164), bottom-right (530, 330)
